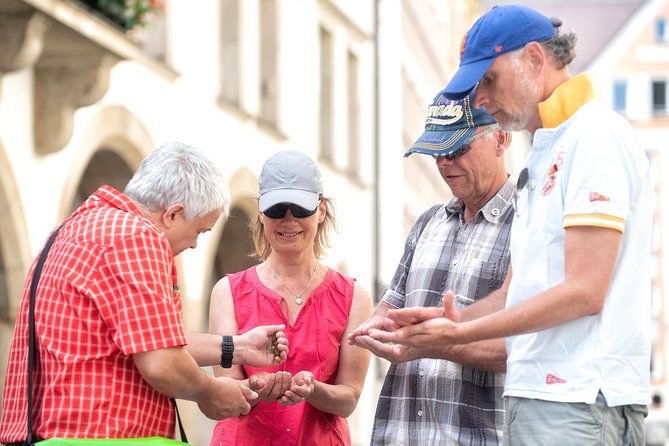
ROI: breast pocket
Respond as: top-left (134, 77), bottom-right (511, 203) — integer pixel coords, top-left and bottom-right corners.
top-left (453, 257), bottom-right (510, 308)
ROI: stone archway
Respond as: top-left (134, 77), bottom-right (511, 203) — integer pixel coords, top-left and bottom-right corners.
top-left (67, 148), bottom-right (137, 214)
top-left (0, 143), bottom-right (32, 415)
top-left (0, 149), bottom-right (30, 323)
top-left (204, 167), bottom-right (260, 330)
top-left (60, 105), bottom-right (152, 218)
top-left (213, 205), bottom-right (258, 280)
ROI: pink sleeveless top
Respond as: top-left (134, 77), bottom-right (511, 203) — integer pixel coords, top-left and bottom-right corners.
top-left (210, 266), bottom-right (355, 446)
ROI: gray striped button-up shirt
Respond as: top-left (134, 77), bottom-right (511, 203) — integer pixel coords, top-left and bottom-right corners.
top-left (371, 178), bottom-right (515, 446)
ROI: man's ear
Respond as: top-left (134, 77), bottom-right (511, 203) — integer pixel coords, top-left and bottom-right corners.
top-left (495, 131), bottom-right (512, 157)
top-left (162, 204), bottom-right (185, 228)
top-left (524, 41), bottom-right (546, 74)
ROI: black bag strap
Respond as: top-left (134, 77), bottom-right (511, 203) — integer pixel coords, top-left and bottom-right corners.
top-left (417, 204), bottom-right (442, 240)
top-left (416, 205), bottom-right (451, 308)
top-left (26, 224), bottom-right (189, 444)
top-left (171, 398), bottom-right (188, 443)
top-left (27, 224), bottom-right (64, 445)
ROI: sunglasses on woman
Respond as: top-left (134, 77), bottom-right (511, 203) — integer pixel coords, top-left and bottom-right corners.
top-left (263, 203), bottom-right (319, 219)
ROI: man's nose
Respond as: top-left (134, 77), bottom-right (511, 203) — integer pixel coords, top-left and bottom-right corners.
top-left (435, 156), bottom-right (455, 166)
top-left (473, 88), bottom-right (486, 109)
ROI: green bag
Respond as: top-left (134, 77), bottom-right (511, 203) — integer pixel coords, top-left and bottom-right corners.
top-left (36, 438), bottom-right (188, 445)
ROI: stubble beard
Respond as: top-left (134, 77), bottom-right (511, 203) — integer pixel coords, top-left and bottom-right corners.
top-left (498, 59), bottom-right (543, 132)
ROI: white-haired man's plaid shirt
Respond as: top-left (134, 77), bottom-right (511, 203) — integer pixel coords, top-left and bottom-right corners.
top-left (371, 179), bottom-right (515, 446)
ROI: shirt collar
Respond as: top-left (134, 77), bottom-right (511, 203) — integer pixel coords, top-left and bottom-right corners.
top-left (445, 177), bottom-right (516, 224)
top-left (538, 72), bottom-right (595, 129)
top-left (93, 185), bottom-right (144, 216)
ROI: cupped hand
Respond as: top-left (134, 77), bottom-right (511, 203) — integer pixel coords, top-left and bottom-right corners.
top-left (237, 324), bottom-right (289, 367)
top-left (366, 291), bottom-right (463, 347)
top-left (348, 313), bottom-right (386, 343)
top-left (248, 371), bottom-right (293, 402)
top-left (199, 376), bottom-right (257, 420)
top-left (278, 370), bottom-right (315, 406)
top-left (379, 290), bottom-right (459, 328)
top-left (351, 334), bottom-right (418, 363)
top-left (368, 316), bottom-right (461, 348)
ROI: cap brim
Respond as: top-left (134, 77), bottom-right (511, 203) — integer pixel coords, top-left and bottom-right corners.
top-left (443, 58), bottom-right (496, 100)
top-left (404, 127), bottom-right (478, 157)
top-left (259, 189), bottom-right (320, 212)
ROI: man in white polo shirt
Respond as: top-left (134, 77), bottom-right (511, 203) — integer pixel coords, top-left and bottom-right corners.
top-left (369, 5), bottom-right (652, 445)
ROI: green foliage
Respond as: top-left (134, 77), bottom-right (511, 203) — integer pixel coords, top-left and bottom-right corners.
top-left (79, 0), bottom-right (163, 31)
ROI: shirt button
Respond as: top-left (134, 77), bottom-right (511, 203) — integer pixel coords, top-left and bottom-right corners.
top-left (417, 410), bottom-right (423, 416)
top-left (418, 370), bottom-right (424, 376)
top-left (491, 208), bottom-right (500, 216)
top-left (286, 428), bottom-right (291, 432)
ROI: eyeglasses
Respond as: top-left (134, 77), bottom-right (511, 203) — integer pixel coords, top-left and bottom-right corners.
top-left (431, 124), bottom-right (500, 161)
top-left (263, 203), bottom-right (319, 219)
top-left (512, 167), bottom-right (529, 217)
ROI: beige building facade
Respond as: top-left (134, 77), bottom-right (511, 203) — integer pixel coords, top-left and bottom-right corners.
top-left (0, 0), bottom-right (485, 444)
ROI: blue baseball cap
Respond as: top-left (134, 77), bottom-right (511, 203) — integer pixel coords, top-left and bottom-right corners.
top-left (444, 5), bottom-right (557, 99)
top-left (405, 88), bottom-right (496, 157)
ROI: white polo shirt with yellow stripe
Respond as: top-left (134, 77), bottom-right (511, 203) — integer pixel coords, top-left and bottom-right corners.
top-left (504, 73), bottom-right (652, 407)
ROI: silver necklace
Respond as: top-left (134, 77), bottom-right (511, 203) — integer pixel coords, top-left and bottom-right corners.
top-left (266, 263), bottom-right (319, 305)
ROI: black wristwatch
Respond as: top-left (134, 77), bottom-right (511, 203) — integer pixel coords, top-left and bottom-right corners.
top-left (221, 335), bottom-right (234, 368)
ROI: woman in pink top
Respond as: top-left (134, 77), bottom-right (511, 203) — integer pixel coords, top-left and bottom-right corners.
top-left (209, 150), bottom-right (372, 446)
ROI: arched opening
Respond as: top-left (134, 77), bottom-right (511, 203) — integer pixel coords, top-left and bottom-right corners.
top-left (0, 144), bottom-right (31, 415)
top-left (68, 148), bottom-right (136, 214)
top-left (204, 167), bottom-right (260, 330)
top-left (214, 206), bottom-right (258, 278)
top-left (206, 205), bottom-right (258, 329)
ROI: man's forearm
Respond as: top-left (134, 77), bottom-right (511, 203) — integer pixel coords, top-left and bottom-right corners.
top-left (185, 330), bottom-right (246, 367)
top-left (133, 346), bottom-right (216, 399)
top-left (457, 288), bottom-right (507, 322)
top-left (420, 338), bottom-right (507, 372)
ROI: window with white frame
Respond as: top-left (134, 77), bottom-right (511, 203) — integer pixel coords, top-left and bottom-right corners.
top-left (652, 80), bottom-right (667, 115)
top-left (613, 80), bottom-right (627, 113)
top-left (259, 0), bottom-right (279, 127)
top-left (347, 50), bottom-right (360, 180)
top-left (656, 18), bottom-right (667, 43)
top-left (319, 26), bottom-right (334, 164)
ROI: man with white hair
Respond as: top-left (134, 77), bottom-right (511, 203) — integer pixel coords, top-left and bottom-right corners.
top-left (351, 88), bottom-right (513, 445)
top-left (0, 142), bottom-right (288, 444)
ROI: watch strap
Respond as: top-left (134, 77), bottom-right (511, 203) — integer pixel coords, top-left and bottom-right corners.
top-left (221, 335), bottom-right (234, 368)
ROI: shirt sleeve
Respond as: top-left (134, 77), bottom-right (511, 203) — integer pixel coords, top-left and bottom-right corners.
top-left (561, 115), bottom-right (641, 233)
top-left (92, 229), bottom-right (187, 355)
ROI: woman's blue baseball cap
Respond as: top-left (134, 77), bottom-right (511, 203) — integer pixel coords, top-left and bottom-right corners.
top-left (444, 4), bottom-right (557, 100)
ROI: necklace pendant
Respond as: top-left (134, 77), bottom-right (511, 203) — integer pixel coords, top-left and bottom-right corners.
top-left (295, 297), bottom-right (303, 305)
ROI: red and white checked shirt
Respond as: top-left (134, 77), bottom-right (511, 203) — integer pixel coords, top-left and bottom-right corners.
top-left (0, 186), bottom-right (187, 442)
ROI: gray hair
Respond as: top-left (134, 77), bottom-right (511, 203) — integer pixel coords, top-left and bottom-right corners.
top-left (509, 17), bottom-right (577, 69)
top-left (124, 141), bottom-right (230, 220)
top-left (540, 17), bottom-right (577, 68)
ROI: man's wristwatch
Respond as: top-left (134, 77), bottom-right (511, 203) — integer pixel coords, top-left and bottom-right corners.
top-left (221, 335), bottom-right (234, 368)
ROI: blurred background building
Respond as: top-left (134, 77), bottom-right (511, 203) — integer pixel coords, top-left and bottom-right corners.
top-left (0, 0), bottom-right (666, 444)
